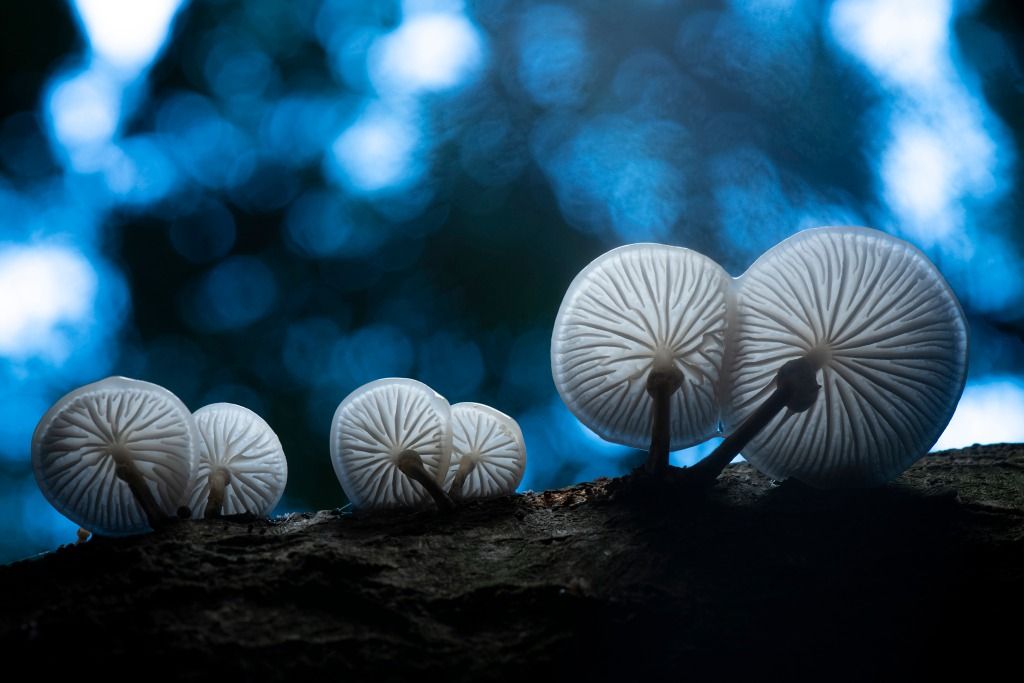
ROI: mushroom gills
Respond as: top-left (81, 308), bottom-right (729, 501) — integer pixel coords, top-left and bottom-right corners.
top-left (185, 402), bottom-right (289, 519)
top-left (331, 378), bottom-right (453, 510)
top-left (720, 227), bottom-right (968, 488)
top-left (550, 243), bottom-right (731, 474)
top-left (32, 376), bottom-right (199, 536)
top-left (448, 402), bottom-right (526, 500)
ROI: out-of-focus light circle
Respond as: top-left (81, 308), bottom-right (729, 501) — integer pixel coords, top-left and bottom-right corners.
top-left (73, 0), bottom-right (184, 73)
top-left (516, 5), bottom-right (592, 108)
top-left (186, 256), bottom-right (278, 331)
top-left (329, 324), bottom-right (414, 389)
top-left (46, 66), bottom-right (121, 152)
top-left (368, 12), bottom-right (485, 94)
top-left (329, 104), bottom-right (421, 193)
top-left (284, 190), bottom-right (353, 258)
top-left (0, 245), bottom-right (97, 361)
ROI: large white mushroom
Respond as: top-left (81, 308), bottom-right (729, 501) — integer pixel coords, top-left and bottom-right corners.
top-left (330, 378), bottom-right (453, 510)
top-left (184, 403), bottom-right (288, 518)
top-left (32, 376), bottom-right (199, 536)
top-left (551, 243), bottom-right (731, 474)
top-left (719, 226), bottom-right (968, 487)
top-left (447, 402), bottom-right (526, 499)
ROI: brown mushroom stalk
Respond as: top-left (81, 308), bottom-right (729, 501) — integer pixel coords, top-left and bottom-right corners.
top-left (203, 468), bottom-right (231, 519)
top-left (683, 356), bottom-right (820, 486)
top-left (645, 364), bottom-right (684, 475)
top-left (111, 444), bottom-right (167, 529)
top-left (397, 450), bottom-right (455, 511)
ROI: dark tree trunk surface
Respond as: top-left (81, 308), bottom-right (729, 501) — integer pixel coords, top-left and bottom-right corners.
top-left (2, 444), bottom-right (1023, 680)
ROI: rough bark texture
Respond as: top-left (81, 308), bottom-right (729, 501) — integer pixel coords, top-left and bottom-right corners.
top-left (2, 444), bottom-right (1023, 680)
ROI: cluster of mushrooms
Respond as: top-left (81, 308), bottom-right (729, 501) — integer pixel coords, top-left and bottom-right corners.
top-left (31, 225), bottom-right (967, 538)
top-left (330, 378), bottom-right (526, 511)
top-left (30, 375), bottom-right (526, 537)
top-left (31, 377), bottom-right (289, 536)
top-left (552, 226), bottom-right (968, 488)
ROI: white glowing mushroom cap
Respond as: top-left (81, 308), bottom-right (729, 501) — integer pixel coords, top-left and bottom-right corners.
top-left (32, 376), bottom-right (199, 536)
top-left (184, 403), bottom-right (288, 517)
top-left (448, 402), bottom-right (526, 498)
top-left (551, 243), bottom-right (731, 450)
top-left (330, 378), bottom-right (452, 509)
top-left (723, 226), bottom-right (968, 487)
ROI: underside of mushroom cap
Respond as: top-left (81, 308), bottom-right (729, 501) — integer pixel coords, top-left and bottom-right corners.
top-left (185, 403), bottom-right (288, 517)
top-left (551, 243), bottom-right (731, 450)
top-left (31, 376), bottom-right (199, 536)
top-left (330, 378), bottom-right (452, 509)
top-left (448, 402), bottom-right (526, 498)
top-left (722, 226), bottom-right (968, 488)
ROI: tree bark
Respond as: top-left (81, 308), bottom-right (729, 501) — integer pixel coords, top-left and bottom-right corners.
top-left (2, 443), bottom-right (1023, 680)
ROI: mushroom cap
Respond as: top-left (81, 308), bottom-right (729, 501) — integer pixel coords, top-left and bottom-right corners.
top-left (448, 402), bottom-right (526, 498)
top-left (551, 243), bottom-right (731, 450)
top-left (184, 403), bottom-right (288, 517)
top-left (330, 378), bottom-right (452, 509)
top-left (722, 226), bottom-right (968, 487)
top-left (31, 376), bottom-right (199, 536)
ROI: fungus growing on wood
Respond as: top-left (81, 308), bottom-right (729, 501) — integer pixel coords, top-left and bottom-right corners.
top-left (718, 226), bottom-right (968, 487)
top-left (330, 378), bottom-right (454, 510)
top-left (551, 244), bottom-right (730, 474)
top-left (32, 376), bottom-right (199, 535)
top-left (448, 402), bottom-right (526, 500)
top-left (184, 403), bottom-right (288, 519)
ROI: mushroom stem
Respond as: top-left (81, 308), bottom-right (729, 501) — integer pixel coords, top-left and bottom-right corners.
top-left (683, 356), bottom-right (820, 486)
top-left (449, 457), bottom-right (478, 500)
top-left (645, 367), bottom-right (684, 474)
top-left (112, 450), bottom-right (166, 530)
top-left (397, 450), bottom-right (455, 511)
top-left (204, 468), bottom-right (230, 519)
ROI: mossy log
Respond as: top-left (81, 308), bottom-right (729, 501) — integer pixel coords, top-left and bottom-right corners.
top-left (2, 443), bottom-right (1022, 680)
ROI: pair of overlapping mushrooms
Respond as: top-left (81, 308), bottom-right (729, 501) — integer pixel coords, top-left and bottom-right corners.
top-left (552, 226), bottom-right (967, 488)
top-left (31, 226), bottom-right (967, 538)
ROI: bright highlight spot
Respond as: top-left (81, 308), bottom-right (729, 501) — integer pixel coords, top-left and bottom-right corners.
top-left (330, 105), bottom-right (420, 193)
top-left (934, 379), bottom-right (1024, 451)
top-left (369, 12), bottom-right (484, 94)
top-left (47, 66), bottom-right (121, 151)
top-left (829, 0), bottom-right (951, 90)
top-left (73, 0), bottom-right (184, 73)
top-left (0, 245), bottom-right (97, 360)
top-left (880, 123), bottom-right (956, 242)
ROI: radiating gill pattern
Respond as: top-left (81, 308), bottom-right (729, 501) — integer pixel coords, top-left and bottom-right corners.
top-left (186, 404), bottom-right (287, 517)
top-left (552, 244), bottom-right (730, 450)
top-left (723, 227), bottom-right (968, 488)
top-left (32, 378), bottom-right (196, 535)
top-left (331, 379), bottom-right (451, 509)
top-left (449, 403), bottom-right (526, 498)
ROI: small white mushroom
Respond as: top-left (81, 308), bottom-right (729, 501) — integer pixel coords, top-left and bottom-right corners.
top-left (720, 226), bottom-right (968, 487)
top-left (447, 402), bottom-right (526, 500)
top-left (32, 376), bottom-right (199, 536)
top-left (184, 403), bottom-right (288, 519)
top-left (330, 378), bottom-right (453, 510)
top-left (551, 243), bottom-right (731, 473)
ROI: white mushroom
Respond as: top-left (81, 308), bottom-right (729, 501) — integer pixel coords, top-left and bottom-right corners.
top-left (447, 402), bottom-right (526, 499)
top-left (184, 403), bottom-right (288, 518)
top-left (720, 226), bottom-right (968, 487)
top-left (32, 376), bottom-right (199, 536)
top-left (330, 378), bottom-right (453, 510)
top-left (551, 243), bottom-right (731, 473)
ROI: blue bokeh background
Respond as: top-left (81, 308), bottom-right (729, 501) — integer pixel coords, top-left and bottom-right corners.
top-left (2, 0), bottom-right (1022, 563)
